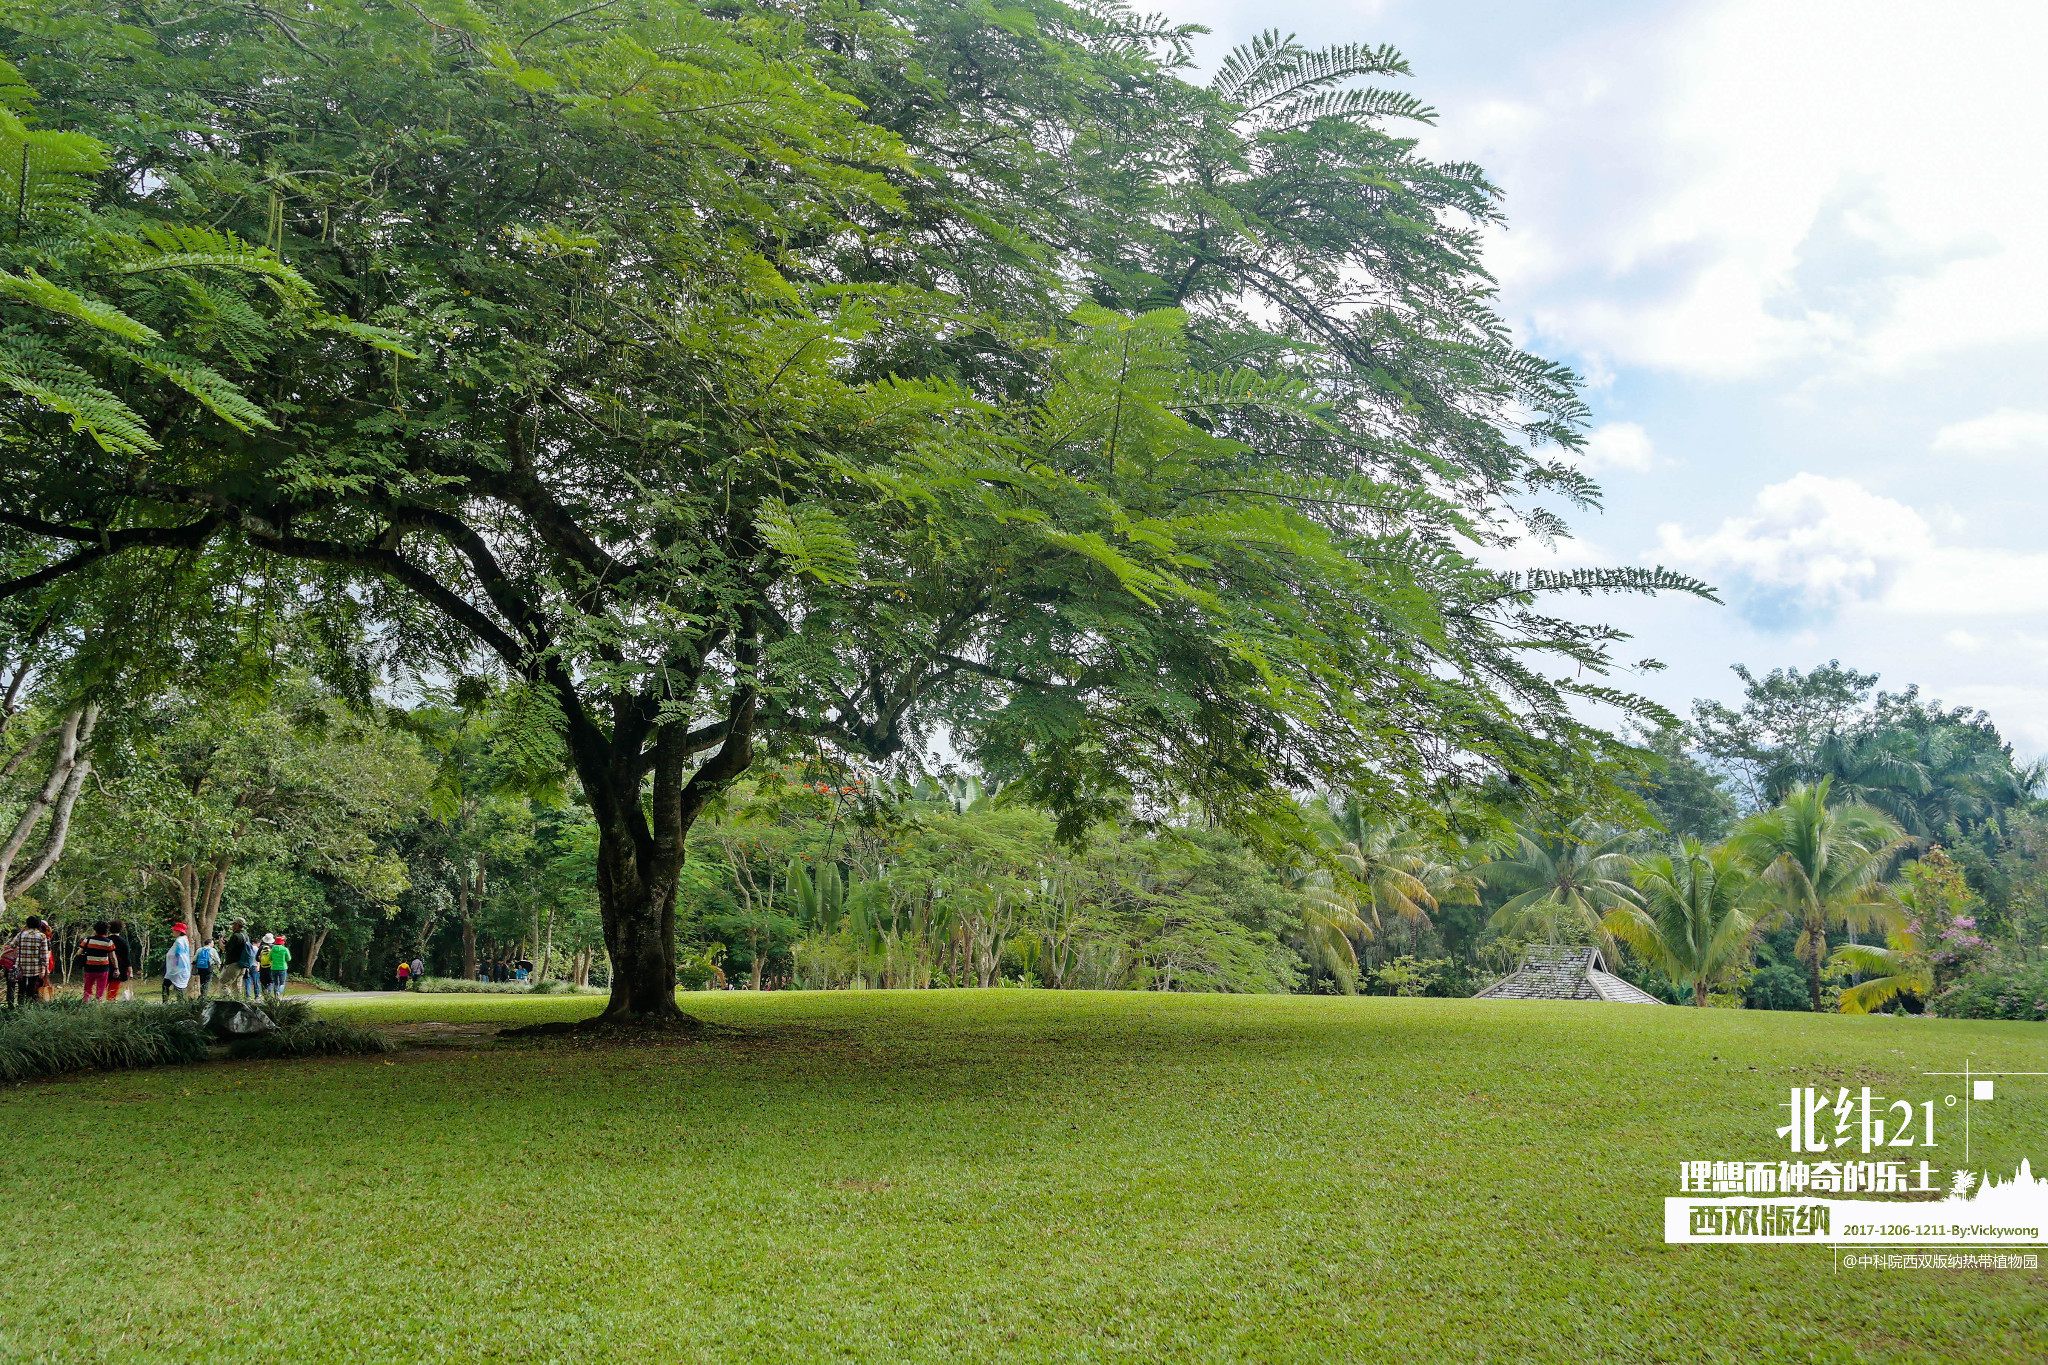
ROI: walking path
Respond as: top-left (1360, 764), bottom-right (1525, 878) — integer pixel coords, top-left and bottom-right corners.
top-left (303, 991), bottom-right (410, 1004)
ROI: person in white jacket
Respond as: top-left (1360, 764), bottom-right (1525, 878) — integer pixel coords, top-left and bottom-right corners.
top-left (161, 923), bottom-right (192, 1003)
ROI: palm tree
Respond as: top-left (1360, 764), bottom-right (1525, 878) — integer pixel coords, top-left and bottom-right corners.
top-left (1605, 840), bottom-right (1757, 1007)
top-left (1279, 794), bottom-right (1477, 992)
top-left (1832, 930), bottom-right (1931, 1014)
top-left (1319, 793), bottom-right (1477, 939)
top-left (1291, 888), bottom-right (1374, 993)
top-left (1729, 778), bottom-right (1906, 1012)
top-left (1477, 817), bottom-right (1639, 956)
top-left (1770, 728), bottom-right (1930, 832)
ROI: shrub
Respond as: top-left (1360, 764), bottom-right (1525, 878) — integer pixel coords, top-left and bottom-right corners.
top-left (0, 997), bottom-right (390, 1082)
top-left (1368, 955), bottom-right (1458, 997)
top-left (0, 999), bottom-right (208, 1083)
top-left (1931, 962), bottom-right (2048, 1021)
top-left (1744, 963), bottom-right (1812, 1012)
top-left (410, 977), bottom-right (601, 995)
top-left (226, 1017), bottom-right (393, 1059)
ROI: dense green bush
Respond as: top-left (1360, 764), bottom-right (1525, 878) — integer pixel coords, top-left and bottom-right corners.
top-left (0, 997), bottom-right (388, 1082)
top-left (1931, 962), bottom-right (2048, 1021)
top-left (410, 977), bottom-right (600, 995)
top-left (0, 999), bottom-right (210, 1082)
top-left (1744, 963), bottom-right (1812, 1012)
top-left (224, 1017), bottom-right (393, 1059)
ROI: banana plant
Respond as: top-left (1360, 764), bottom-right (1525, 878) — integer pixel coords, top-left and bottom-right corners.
top-left (788, 857), bottom-right (846, 934)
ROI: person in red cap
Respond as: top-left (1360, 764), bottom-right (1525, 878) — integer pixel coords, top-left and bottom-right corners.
top-left (267, 934), bottom-right (291, 997)
top-left (161, 921), bottom-right (192, 1003)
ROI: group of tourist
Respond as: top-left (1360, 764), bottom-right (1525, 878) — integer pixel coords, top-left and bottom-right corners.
top-left (390, 956), bottom-right (530, 990)
top-left (477, 959), bottom-right (530, 984)
top-left (1, 915), bottom-right (54, 1007)
top-left (214, 919), bottom-right (292, 1001)
top-left (2, 913), bottom-right (293, 1007)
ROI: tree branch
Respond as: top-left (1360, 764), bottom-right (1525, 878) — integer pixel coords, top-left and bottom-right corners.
top-left (246, 528), bottom-right (531, 670)
top-left (4, 703), bottom-right (96, 899)
top-left (0, 720), bottom-right (64, 783)
top-left (0, 517), bottom-right (225, 602)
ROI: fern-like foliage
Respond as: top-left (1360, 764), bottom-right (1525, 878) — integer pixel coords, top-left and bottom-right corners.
top-left (1212, 30), bottom-right (1414, 119)
top-left (757, 498), bottom-right (861, 585)
top-left (1515, 567), bottom-right (1721, 602)
top-left (104, 223), bottom-right (316, 305)
top-left (0, 82), bottom-right (340, 452)
top-left (0, 268), bottom-right (158, 343)
top-left (0, 338), bottom-right (155, 453)
top-left (1269, 86), bottom-right (1437, 130)
top-left (0, 104), bottom-right (106, 230)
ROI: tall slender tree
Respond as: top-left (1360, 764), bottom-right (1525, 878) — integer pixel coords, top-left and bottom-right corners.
top-left (1478, 817), bottom-right (1640, 957)
top-left (1730, 779), bottom-right (1906, 1012)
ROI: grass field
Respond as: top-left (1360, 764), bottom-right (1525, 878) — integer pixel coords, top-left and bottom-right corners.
top-left (0, 991), bottom-right (2042, 1364)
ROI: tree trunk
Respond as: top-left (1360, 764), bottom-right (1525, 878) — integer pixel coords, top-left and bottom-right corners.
top-left (1694, 978), bottom-right (1708, 1008)
top-left (459, 867), bottom-right (479, 980)
top-left (172, 865), bottom-right (198, 929)
top-left (1806, 911), bottom-right (1825, 1012)
top-left (194, 860), bottom-right (229, 952)
top-left (591, 808), bottom-right (683, 1020)
top-left (533, 623), bottom-right (757, 1029)
top-left (0, 703), bottom-right (97, 918)
top-left (303, 925), bottom-right (330, 981)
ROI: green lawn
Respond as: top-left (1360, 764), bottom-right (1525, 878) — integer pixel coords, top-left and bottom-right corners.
top-left (1, 992), bottom-right (2042, 1363)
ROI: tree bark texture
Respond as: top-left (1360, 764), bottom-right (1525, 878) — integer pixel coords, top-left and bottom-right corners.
top-left (0, 703), bottom-right (97, 917)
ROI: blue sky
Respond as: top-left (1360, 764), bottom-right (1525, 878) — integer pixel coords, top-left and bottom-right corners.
top-left (1157, 0), bottom-right (2048, 753)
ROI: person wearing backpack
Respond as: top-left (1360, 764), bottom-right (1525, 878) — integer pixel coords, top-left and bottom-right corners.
top-left (256, 934), bottom-right (274, 997)
top-left (161, 923), bottom-right (192, 1003)
top-left (222, 919), bottom-right (251, 998)
top-left (268, 935), bottom-right (291, 997)
top-left (194, 939), bottom-right (217, 997)
top-left (241, 931), bottom-right (261, 999)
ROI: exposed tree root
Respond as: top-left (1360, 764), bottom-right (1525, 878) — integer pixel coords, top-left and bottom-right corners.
top-left (498, 1010), bottom-right (706, 1040)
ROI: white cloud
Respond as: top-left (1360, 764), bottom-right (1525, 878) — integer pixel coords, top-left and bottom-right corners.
top-left (1658, 473), bottom-right (2048, 619)
top-left (1932, 407), bottom-right (2048, 457)
top-left (1468, 531), bottom-right (1615, 575)
top-left (1657, 474), bottom-right (1929, 611)
top-left (1576, 421), bottom-right (1658, 473)
top-left (1429, 0), bottom-right (2048, 380)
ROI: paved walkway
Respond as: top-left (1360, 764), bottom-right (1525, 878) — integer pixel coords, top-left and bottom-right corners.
top-left (302, 991), bottom-right (411, 1004)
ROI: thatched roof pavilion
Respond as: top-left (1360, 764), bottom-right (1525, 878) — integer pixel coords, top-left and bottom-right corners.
top-left (1472, 945), bottom-right (1664, 1004)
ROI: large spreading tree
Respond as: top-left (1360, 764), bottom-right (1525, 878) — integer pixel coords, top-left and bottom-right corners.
top-left (0, 0), bottom-right (1707, 1024)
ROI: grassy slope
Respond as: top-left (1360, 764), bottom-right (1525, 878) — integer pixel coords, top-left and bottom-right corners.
top-left (0, 992), bottom-right (2041, 1364)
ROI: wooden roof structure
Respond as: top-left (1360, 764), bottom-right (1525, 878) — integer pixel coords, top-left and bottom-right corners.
top-left (1471, 945), bottom-right (1665, 1004)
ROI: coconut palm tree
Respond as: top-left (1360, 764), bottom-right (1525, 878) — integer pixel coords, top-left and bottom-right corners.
top-left (1768, 727), bottom-right (1930, 831)
top-left (1729, 778), bottom-right (1906, 1012)
top-left (1291, 888), bottom-right (1374, 993)
top-left (1476, 817), bottom-right (1639, 956)
top-left (1277, 794), bottom-right (1477, 992)
top-left (1605, 840), bottom-right (1757, 1007)
top-left (1318, 793), bottom-right (1478, 939)
top-left (1832, 930), bottom-right (1932, 1014)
